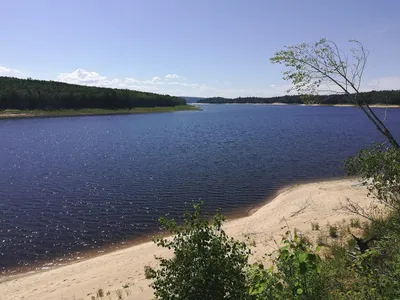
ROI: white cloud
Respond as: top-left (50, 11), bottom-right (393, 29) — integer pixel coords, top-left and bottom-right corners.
top-left (142, 77), bottom-right (163, 84)
top-left (125, 78), bottom-right (140, 84)
top-left (57, 69), bottom-right (107, 85)
top-left (0, 65), bottom-right (21, 74)
top-left (165, 74), bottom-right (181, 80)
top-left (56, 69), bottom-right (187, 94)
top-left (55, 69), bottom-right (324, 98)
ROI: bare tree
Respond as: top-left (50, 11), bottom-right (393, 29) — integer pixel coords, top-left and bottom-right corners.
top-left (270, 38), bottom-right (399, 148)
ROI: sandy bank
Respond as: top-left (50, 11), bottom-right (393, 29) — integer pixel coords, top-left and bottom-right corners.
top-left (0, 113), bottom-right (34, 118)
top-left (0, 178), bottom-right (371, 300)
top-left (0, 106), bottom-right (199, 120)
top-left (333, 104), bottom-right (400, 108)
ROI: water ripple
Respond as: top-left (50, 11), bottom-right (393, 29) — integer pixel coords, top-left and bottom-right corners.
top-left (0, 105), bottom-right (399, 272)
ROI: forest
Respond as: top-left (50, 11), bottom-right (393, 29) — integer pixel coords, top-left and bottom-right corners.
top-left (198, 90), bottom-right (400, 105)
top-left (0, 77), bottom-right (186, 110)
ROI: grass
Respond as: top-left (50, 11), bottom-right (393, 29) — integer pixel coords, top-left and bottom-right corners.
top-left (0, 105), bottom-right (200, 119)
top-left (328, 225), bottom-right (339, 238)
top-left (144, 265), bottom-right (155, 279)
top-left (350, 218), bottom-right (361, 228)
top-left (311, 222), bottom-right (320, 231)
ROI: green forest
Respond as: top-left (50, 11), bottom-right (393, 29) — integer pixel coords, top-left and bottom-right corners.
top-left (0, 77), bottom-right (186, 110)
top-left (198, 90), bottom-right (400, 105)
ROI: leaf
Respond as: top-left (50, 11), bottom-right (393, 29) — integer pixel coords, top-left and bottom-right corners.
top-left (276, 282), bottom-right (284, 291)
top-left (298, 252), bottom-right (308, 263)
top-left (299, 262), bottom-right (308, 275)
top-left (307, 253), bottom-right (317, 263)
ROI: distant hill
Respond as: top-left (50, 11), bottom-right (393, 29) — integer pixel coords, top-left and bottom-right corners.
top-left (0, 76), bottom-right (186, 110)
top-left (198, 90), bottom-right (400, 105)
top-left (181, 96), bottom-right (203, 103)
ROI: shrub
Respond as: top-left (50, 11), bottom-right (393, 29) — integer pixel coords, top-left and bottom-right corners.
top-left (248, 232), bottom-right (328, 299)
top-left (149, 203), bottom-right (250, 300)
top-left (346, 144), bottom-right (400, 219)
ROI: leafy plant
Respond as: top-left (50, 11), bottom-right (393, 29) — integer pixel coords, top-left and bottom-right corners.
top-left (248, 231), bottom-right (327, 299)
top-left (150, 203), bottom-right (251, 300)
top-left (347, 144), bottom-right (400, 212)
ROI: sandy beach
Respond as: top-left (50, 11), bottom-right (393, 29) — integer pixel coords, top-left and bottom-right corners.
top-left (0, 178), bottom-right (372, 300)
top-left (333, 104), bottom-right (400, 108)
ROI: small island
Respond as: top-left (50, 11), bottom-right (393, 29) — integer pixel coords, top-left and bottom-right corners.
top-left (0, 77), bottom-right (198, 119)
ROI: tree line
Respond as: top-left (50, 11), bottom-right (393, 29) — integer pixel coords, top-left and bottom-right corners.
top-left (0, 77), bottom-right (186, 110)
top-left (198, 90), bottom-right (400, 105)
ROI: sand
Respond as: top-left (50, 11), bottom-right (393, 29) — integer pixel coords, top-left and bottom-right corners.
top-left (0, 113), bottom-right (34, 119)
top-left (0, 178), bottom-right (372, 300)
top-left (333, 104), bottom-right (400, 108)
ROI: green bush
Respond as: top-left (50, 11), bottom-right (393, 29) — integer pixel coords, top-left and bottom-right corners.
top-left (147, 142), bottom-right (400, 299)
top-left (247, 232), bottom-right (328, 300)
top-left (346, 144), bottom-right (400, 216)
top-left (150, 203), bottom-right (251, 300)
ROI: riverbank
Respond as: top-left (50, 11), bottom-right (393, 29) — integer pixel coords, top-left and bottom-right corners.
top-left (333, 104), bottom-right (400, 108)
top-left (0, 178), bottom-right (372, 300)
top-left (197, 102), bottom-right (400, 108)
top-left (0, 105), bottom-right (199, 119)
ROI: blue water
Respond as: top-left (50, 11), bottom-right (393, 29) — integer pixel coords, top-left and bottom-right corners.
top-left (0, 104), bottom-right (399, 272)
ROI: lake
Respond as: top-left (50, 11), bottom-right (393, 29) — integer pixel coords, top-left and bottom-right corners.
top-left (1, 104), bottom-right (399, 272)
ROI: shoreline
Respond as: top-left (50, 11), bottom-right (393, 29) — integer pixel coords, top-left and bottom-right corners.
top-left (1, 176), bottom-right (344, 277)
top-left (0, 177), bottom-right (372, 300)
top-left (198, 102), bottom-right (400, 108)
top-left (0, 105), bottom-right (200, 120)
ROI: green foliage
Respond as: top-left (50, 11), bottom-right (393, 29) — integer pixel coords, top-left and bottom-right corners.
top-left (150, 203), bottom-right (250, 300)
top-left (0, 76), bottom-right (186, 110)
top-left (149, 204), bottom-right (400, 300)
top-left (247, 232), bottom-right (327, 300)
top-left (276, 233), bottom-right (326, 299)
top-left (247, 264), bottom-right (285, 299)
top-left (270, 38), bottom-right (399, 148)
top-left (248, 232), bottom-right (327, 300)
top-left (346, 144), bottom-right (400, 214)
top-left (348, 230), bottom-right (400, 299)
top-left (148, 140), bottom-right (400, 300)
top-left (270, 38), bottom-right (366, 98)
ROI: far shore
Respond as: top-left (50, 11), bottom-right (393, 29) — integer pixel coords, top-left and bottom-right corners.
top-left (0, 105), bottom-right (200, 120)
top-left (197, 102), bottom-right (400, 108)
top-left (0, 178), bottom-right (372, 300)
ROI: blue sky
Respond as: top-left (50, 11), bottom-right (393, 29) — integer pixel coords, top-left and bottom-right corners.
top-left (1, 0), bottom-right (399, 97)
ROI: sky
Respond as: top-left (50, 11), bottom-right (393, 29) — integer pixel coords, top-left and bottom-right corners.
top-left (1, 0), bottom-right (400, 98)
